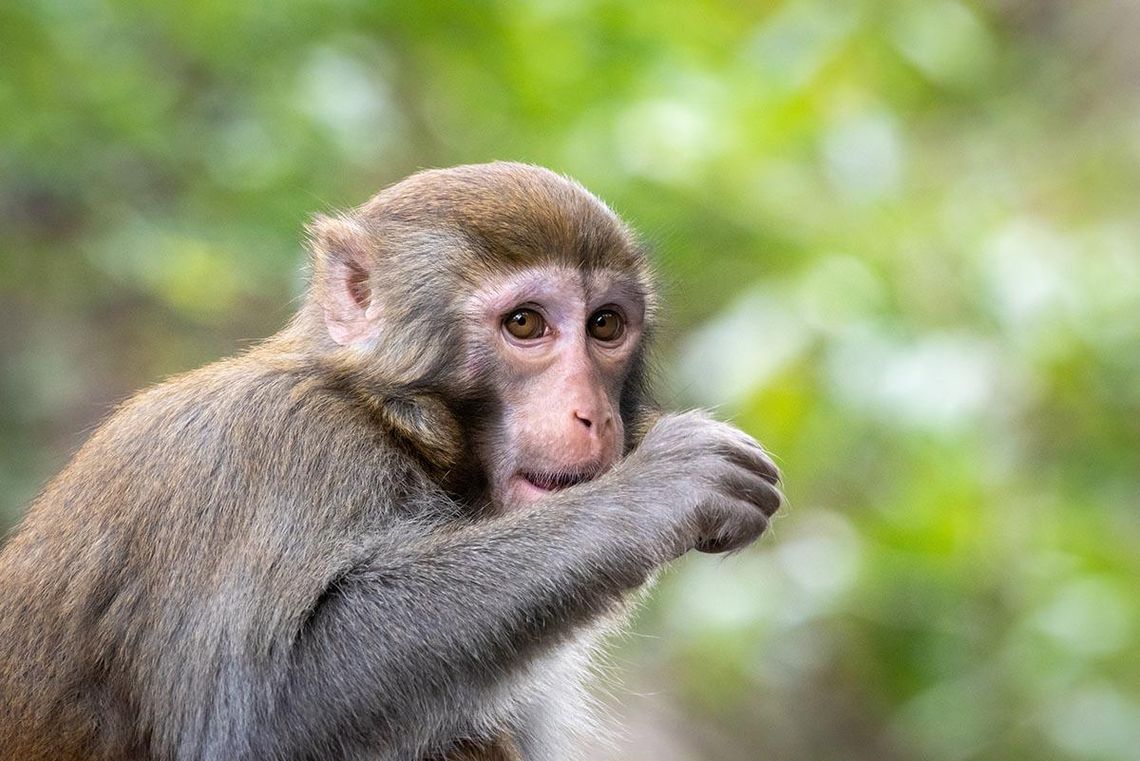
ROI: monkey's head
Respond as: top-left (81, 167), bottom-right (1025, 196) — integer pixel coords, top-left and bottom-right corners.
top-left (303, 162), bottom-right (659, 510)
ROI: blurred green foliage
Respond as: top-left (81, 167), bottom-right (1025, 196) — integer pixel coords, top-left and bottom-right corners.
top-left (2, 1), bottom-right (1138, 759)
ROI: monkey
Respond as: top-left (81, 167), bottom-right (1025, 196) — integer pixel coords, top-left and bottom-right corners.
top-left (0, 162), bottom-right (782, 761)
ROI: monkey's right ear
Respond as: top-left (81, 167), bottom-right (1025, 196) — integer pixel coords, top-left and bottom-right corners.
top-left (307, 214), bottom-right (380, 346)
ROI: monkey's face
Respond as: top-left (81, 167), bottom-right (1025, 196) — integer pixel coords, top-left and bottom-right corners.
top-left (305, 164), bottom-right (658, 508)
top-left (468, 265), bottom-right (646, 510)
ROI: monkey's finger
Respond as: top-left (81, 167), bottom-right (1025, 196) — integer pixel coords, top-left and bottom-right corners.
top-left (716, 440), bottom-right (780, 486)
top-left (695, 494), bottom-right (773, 552)
top-left (693, 496), bottom-right (770, 554)
top-left (720, 470), bottom-right (783, 517)
top-left (694, 536), bottom-right (732, 554)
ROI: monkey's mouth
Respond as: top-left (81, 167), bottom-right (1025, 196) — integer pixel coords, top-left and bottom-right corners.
top-left (519, 470), bottom-right (597, 492)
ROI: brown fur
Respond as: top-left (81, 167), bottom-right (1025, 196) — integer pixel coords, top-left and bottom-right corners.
top-left (432, 733), bottom-right (524, 761)
top-left (0, 163), bottom-right (663, 760)
top-left (0, 164), bottom-right (783, 761)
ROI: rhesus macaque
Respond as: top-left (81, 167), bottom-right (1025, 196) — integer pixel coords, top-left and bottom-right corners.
top-left (0, 163), bottom-right (782, 761)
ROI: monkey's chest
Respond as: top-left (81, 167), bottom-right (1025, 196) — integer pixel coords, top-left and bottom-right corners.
top-left (434, 628), bottom-right (605, 761)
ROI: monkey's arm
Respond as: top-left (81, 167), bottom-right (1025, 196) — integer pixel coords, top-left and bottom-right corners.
top-left (252, 411), bottom-right (779, 761)
top-left (266, 487), bottom-right (659, 761)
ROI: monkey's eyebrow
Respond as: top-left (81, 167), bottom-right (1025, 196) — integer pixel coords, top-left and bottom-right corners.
top-left (465, 267), bottom-right (581, 310)
top-left (584, 273), bottom-right (649, 311)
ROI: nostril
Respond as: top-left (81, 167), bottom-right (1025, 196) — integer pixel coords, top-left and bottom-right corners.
top-left (574, 412), bottom-right (593, 429)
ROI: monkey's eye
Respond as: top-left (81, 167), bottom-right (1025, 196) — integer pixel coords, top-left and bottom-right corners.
top-left (503, 309), bottom-right (547, 340)
top-left (587, 309), bottom-right (624, 342)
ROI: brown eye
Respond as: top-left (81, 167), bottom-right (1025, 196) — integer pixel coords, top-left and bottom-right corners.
top-left (503, 309), bottom-right (547, 340)
top-left (587, 309), bottom-right (624, 342)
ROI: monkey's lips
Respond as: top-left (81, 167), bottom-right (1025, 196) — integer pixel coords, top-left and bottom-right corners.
top-left (518, 469), bottom-right (598, 493)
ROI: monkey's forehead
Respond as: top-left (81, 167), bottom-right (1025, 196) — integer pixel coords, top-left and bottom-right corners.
top-left (358, 162), bottom-right (651, 273)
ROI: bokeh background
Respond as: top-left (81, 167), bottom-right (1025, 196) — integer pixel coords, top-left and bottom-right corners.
top-left (2, 1), bottom-right (1138, 759)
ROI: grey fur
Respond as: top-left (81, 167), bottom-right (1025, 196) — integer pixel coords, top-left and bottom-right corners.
top-left (0, 164), bottom-right (781, 761)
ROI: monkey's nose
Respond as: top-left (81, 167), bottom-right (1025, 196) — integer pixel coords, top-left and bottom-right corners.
top-left (573, 408), bottom-right (613, 433)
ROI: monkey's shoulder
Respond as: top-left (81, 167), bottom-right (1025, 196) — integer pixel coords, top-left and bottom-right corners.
top-left (25, 353), bottom-right (440, 540)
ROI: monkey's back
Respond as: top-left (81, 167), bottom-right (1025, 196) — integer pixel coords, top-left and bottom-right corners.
top-left (0, 342), bottom-right (429, 760)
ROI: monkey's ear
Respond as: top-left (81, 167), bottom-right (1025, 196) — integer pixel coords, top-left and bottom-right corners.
top-left (308, 214), bottom-right (380, 346)
top-left (375, 392), bottom-right (464, 477)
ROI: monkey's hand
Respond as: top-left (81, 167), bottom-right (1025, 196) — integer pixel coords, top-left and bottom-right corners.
top-left (627, 410), bottom-right (782, 557)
